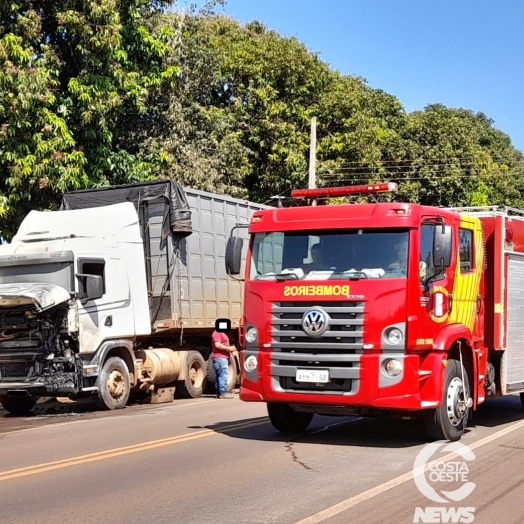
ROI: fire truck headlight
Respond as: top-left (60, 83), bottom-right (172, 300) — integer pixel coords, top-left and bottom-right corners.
top-left (386, 328), bottom-right (403, 345)
top-left (385, 359), bottom-right (403, 377)
top-left (244, 355), bottom-right (258, 372)
top-left (246, 326), bottom-right (258, 344)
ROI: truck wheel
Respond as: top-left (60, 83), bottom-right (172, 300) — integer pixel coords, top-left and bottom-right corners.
top-left (205, 357), bottom-right (217, 394)
top-left (93, 357), bottom-right (131, 410)
top-left (267, 402), bottom-right (314, 433)
top-left (205, 356), bottom-right (237, 394)
top-left (423, 359), bottom-right (471, 442)
top-left (0, 395), bottom-right (38, 415)
top-left (176, 351), bottom-right (207, 399)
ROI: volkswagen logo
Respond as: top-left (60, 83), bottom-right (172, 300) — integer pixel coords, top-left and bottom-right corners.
top-left (302, 308), bottom-right (329, 337)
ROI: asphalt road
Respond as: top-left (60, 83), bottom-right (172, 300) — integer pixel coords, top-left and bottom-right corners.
top-left (1, 394), bottom-right (524, 524)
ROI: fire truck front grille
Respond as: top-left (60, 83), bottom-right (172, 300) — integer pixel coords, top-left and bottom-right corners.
top-left (269, 301), bottom-right (364, 394)
top-left (271, 301), bottom-right (365, 352)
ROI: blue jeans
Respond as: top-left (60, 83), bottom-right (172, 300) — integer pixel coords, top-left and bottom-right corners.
top-left (213, 357), bottom-right (228, 396)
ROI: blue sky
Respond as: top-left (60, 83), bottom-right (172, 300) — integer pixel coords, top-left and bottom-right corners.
top-left (215, 0), bottom-right (524, 154)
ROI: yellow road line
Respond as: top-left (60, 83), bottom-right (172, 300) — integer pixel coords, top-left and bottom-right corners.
top-left (292, 418), bottom-right (524, 524)
top-left (0, 418), bottom-right (268, 482)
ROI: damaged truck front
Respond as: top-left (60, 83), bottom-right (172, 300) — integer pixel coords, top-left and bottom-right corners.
top-left (0, 252), bottom-right (96, 414)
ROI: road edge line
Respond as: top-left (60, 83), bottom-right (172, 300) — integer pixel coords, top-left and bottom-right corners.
top-left (292, 418), bottom-right (524, 524)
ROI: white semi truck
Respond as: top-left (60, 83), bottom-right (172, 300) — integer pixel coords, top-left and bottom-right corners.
top-left (0, 180), bottom-right (268, 414)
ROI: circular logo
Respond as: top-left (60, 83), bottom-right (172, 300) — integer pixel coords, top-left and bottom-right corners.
top-left (413, 441), bottom-right (476, 503)
top-left (301, 308), bottom-right (329, 337)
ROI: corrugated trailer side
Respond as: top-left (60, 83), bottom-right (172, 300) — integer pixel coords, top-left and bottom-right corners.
top-left (147, 188), bottom-right (271, 336)
top-left (182, 188), bottom-right (271, 330)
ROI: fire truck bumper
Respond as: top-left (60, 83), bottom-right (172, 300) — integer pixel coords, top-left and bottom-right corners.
top-left (240, 350), bottom-right (446, 411)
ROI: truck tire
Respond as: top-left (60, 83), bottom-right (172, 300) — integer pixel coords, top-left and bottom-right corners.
top-left (176, 351), bottom-right (207, 399)
top-left (423, 359), bottom-right (471, 442)
top-left (0, 395), bottom-right (39, 415)
top-left (93, 357), bottom-right (131, 410)
top-left (205, 356), bottom-right (237, 394)
top-left (267, 402), bottom-right (314, 433)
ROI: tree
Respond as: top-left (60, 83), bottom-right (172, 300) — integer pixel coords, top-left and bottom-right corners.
top-left (139, 5), bottom-right (250, 198)
top-left (155, 15), bottom-right (409, 204)
top-left (2, 6), bottom-right (523, 232)
top-left (387, 105), bottom-right (524, 208)
top-left (0, 0), bottom-right (177, 238)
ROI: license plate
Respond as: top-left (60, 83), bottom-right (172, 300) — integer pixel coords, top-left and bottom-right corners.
top-left (296, 369), bottom-right (330, 384)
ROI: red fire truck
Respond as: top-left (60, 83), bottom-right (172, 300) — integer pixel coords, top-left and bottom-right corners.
top-left (225, 182), bottom-right (524, 441)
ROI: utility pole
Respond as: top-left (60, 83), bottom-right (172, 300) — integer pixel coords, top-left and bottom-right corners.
top-left (308, 117), bottom-right (317, 189)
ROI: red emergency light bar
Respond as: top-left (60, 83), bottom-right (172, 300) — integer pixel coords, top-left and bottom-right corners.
top-left (291, 182), bottom-right (398, 199)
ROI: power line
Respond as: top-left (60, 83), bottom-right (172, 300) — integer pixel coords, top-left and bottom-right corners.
top-left (317, 161), bottom-right (521, 173)
top-left (335, 156), bottom-right (520, 165)
top-left (324, 163), bottom-right (488, 172)
top-left (317, 173), bottom-right (524, 182)
top-left (318, 168), bottom-right (523, 178)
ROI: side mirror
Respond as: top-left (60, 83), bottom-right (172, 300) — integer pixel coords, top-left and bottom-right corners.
top-left (77, 274), bottom-right (104, 301)
top-left (433, 225), bottom-right (452, 268)
top-left (226, 237), bottom-right (243, 275)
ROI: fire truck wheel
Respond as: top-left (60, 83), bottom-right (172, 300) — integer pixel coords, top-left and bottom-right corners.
top-left (205, 356), bottom-right (238, 394)
top-left (176, 351), bottom-right (207, 399)
top-left (267, 402), bottom-right (314, 433)
top-left (0, 395), bottom-right (39, 415)
top-left (423, 359), bottom-right (470, 442)
top-left (93, 357), bottom-right (131, 410)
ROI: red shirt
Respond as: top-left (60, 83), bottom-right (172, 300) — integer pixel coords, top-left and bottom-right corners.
top-left (211, 331), bottom-right (230, 358)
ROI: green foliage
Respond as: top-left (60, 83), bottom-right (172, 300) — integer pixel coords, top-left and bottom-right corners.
top-left (152, 14), bottom-right (411, 204)
top-left (1, 6), bottom-right (524, 238)
top-left (0, 0), bottom-right (175, 238)
top-left (384, 105), bottom-right (524, 208)
top-left (138, 8), bottom-right (250, 198)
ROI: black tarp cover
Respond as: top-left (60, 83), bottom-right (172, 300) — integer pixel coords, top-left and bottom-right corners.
top-left (60, 180), bottom-right (192, 239)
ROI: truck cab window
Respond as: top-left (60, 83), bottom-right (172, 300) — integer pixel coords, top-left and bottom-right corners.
top-left (459, 229), bottom-right (474, 273)
top-left (78, 259), bottom-right (106, 295)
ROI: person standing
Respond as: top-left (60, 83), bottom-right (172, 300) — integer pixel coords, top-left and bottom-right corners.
top-left (211, 320), bottom-right (237, 399)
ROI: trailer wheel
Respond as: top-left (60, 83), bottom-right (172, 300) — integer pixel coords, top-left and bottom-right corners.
top-left (176, 351), bottom-right (207, 399)
top-left (267, 402), bottom-right (314, 433)
top-left (93, 357), bottom-right (131, 410)
top-left (423, 359), bottom-right (471, 442)
top-left (205, 356), bottom-right (237, 394)
top-left (0, 395), bottom-right (39, 415)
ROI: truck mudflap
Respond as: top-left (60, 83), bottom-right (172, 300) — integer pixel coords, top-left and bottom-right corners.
top-left (240, 350), bottom-right (447, 411)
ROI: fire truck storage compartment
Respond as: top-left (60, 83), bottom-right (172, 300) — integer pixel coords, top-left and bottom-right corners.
top-left (504, 255), bottom-right (524, 387)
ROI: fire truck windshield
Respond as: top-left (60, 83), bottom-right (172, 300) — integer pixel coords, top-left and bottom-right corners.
top-left (249, 229), bottom-right (410, 280)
